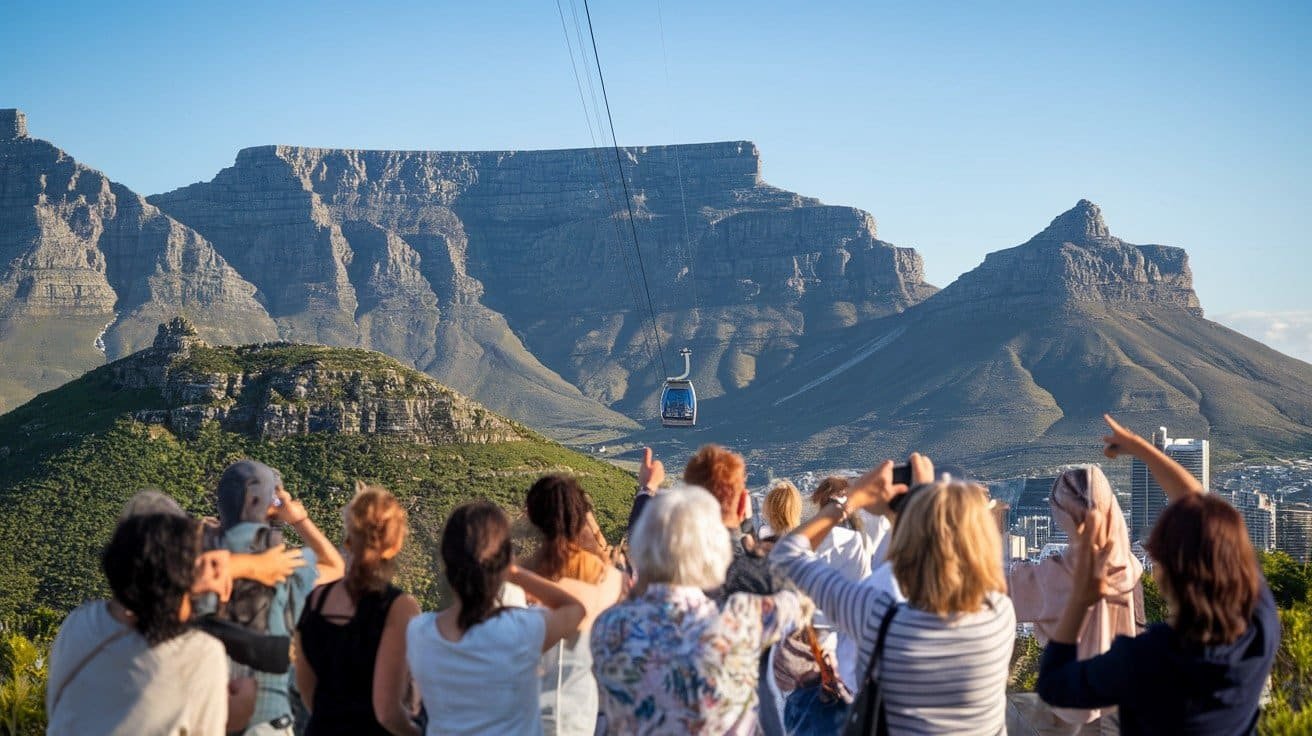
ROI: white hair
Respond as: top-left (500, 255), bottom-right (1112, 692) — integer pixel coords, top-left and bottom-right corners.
top-left (630, 485), bottom-right (732, 589)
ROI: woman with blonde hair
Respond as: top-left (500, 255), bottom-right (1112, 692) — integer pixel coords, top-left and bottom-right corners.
top-left (772, 454), bottom-right (1015, 733)
top-left (760, 480), bottom-right (803, 541)
top-left (296, 483), bottom-right (421, 736)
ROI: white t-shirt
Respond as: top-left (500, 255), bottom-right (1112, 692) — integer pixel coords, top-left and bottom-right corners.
top-left (46, 601), bottom-right (229, 736)
top-left (407, 607), bottom-right (548, 736)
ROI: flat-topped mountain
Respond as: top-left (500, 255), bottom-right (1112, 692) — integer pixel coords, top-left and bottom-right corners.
top-left (0, 109), bottom-right (936, 441)
top-left (672, 201), bottom-right (1312, 478)
top-left (0, 320), bottom-right (638, 615)
top-left (149, 140), bottom-right (935, 423)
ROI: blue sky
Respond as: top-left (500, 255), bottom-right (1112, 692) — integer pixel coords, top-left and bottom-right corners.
top-left (3, 1), bottom-right (1309, 359)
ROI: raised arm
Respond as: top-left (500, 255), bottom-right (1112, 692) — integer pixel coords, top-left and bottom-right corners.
top-left (1102, 414), bottom-right (1204, 501)
top-left (507, 564), bottom-right (586, 652)
top-left (272, 489), bottom-right (346, 585)
top-left (772, 459), bottom-right (915, 638)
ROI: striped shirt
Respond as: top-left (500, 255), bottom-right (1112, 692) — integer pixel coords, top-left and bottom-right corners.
top-left (772, 534), bottom-right (1015, 735)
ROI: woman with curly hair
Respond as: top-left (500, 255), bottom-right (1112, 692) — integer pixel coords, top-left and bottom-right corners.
top-left (523, 474), bottom-right (623, 736)
top-left (296, 483), bottom-right (422, 735)
top-left (47, 513), bottom-right (230, 736)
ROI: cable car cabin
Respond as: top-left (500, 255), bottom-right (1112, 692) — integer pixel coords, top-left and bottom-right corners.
top-left (661, 379), bottom-right (697, 427)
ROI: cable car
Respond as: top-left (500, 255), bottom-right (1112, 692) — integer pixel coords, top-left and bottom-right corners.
top-left (661, 348), bottom-right (697, 427)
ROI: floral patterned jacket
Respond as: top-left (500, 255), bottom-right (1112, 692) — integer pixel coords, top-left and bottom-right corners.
top-left (590, 583), bottom-right (805, 735)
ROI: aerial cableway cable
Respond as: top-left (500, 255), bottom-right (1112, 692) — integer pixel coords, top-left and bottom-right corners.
top-left (553, 0), bottom-right (664, 384)
top-left (581, 0), bottom-right (670, 380)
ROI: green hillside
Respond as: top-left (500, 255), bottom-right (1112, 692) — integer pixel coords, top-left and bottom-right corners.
top-left (0, 333), bottom-right (638, 618)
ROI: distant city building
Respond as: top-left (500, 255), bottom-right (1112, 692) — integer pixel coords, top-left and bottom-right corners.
top-left (1276, 502), bottom-right (1312, 563)
top-left (1131, 426), bottom-right (1210, 540)
top-left (1006, 533), bottom-right (1028, 561)
top-left (1229, 490), bottom-right (1276, 552)
top-left (1016, 515), bottom-right (1051, 556)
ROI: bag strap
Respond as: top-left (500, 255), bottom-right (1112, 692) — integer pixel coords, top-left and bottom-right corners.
top-left (50, 615), bottom-right (132, 714)
top-left (803, 624), bottom-right (840, 695)
top-left (862, 601), bottom-right (902, 689)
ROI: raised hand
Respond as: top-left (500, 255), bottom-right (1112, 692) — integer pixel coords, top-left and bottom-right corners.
top-left (193, 549), bottom-right (233, 601)
top-left (638, 447), bottom-right (665, 492)
top-left (1069, 511), bottom-right (1124, 609)
top-left (248, 544), bottom-right (306, 586)
top-left (1102, 413), bottom-right (1148, 460)
top-left (908, 452), bottom-right (935, 485)
top-left (848, 460), bottom-right (911, 516)
top-left (269, 488), bottom-right (309, 525)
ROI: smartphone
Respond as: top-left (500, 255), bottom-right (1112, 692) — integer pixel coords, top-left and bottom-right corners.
top-left (891, 463), bottom-right (913, 486)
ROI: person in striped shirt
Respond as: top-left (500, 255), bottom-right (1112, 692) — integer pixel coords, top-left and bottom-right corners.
top-left (771, 454), bottom-right (1014, 735)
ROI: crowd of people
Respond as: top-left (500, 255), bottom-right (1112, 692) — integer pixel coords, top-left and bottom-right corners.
top-left (43, 415), bottom-right (1278, 735)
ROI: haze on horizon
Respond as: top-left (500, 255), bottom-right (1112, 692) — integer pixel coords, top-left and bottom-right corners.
top-left (2, 0), bottom-right (1309, 361)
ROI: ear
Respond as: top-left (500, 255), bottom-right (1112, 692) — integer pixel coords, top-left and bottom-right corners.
top-left (355, 479), bottom-right (368, 495)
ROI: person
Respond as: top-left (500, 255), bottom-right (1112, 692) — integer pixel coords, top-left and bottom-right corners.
top-left (407, 501), bottom-right (587, 736)
top-left (523, 475), bottom-right (624, 736)
top-left (682, 444), bottom-right (790, 600)
top-left (123, 490), bottom-right (307, 677)
top-left (591, 485), bottom-right (811, 735)
top-left (296, 483), bottom-right (421, 736)
top-left (213, 460), bottom-right (346, 735)
top-left (1036, 415), bottom-right (1279, 735)
top-left (772, 454), bottom-right (1016, 734)
top-left (1010, 464), bottom-right (1141, 728)
top-left (759, 480), bottom-right (802, 543)
top-left (46, 513), bottom-right (230, 735)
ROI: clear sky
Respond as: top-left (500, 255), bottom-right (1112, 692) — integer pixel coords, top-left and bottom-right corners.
top-left (3, 0), bottom-right (1309, 360)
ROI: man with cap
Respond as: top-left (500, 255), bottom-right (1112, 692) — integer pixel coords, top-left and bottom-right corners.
top-left (213, 460), bottom-right (344, 736)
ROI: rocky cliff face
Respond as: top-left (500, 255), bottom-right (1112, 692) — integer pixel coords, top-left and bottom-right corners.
top-left (111, 319), bottom-right (524, 444)
top-left (0, 109), bottom-right (277, 412)
top-left (150, 141), bottom-right (936, 418)
top-left (926, 200), bottom-right (1202, 316)
top-left (677, 200), bottom-right (1311, 478)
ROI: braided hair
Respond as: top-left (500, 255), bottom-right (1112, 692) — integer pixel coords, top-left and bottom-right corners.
top-left (525, 474), bottom-right (592, 580)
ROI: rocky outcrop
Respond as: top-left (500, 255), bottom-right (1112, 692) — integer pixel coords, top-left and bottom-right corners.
top-left (925, 200), bottom-right (1202, 316)
top-left (112, 319), bottom-right (524, 444)
top-left (150, 141), bottom-right (936, 416)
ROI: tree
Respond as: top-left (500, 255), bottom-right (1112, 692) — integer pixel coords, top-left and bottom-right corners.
top-left (0, 632), bottom-right (46, 736)
top-left (1261, 551), bottom-right (1311, 608)
top-left (1141, 570), bottom-right (1169, 625)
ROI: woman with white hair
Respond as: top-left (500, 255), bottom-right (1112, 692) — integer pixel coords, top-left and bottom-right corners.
top-left (590, 485), bottom-right (811, 735)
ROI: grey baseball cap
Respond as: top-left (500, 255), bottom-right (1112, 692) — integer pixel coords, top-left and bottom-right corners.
top-left (217, 459), bottom-right (281, 531)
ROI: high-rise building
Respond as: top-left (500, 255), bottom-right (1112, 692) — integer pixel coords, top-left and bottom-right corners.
top-left (1277, 503), bottom-right (1312, 563)
top-left (1131, 426), bottom-right (1210, 540)
top-left (1016, 515), bottom-right (1051, 556)
top-left (1230, 490), bottom-right (1276, 552)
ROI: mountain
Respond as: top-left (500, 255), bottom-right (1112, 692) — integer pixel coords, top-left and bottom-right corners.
top-left (0, 109), bottom-right (278, 415)
top-left (673, 200), bottom-right (1312, 478)
top-left (0, 319), bottom-right (639, 616)
top-left (0, 109), bottom-right (935, 440)
top-left (147, 140), bottom-right (934, 430)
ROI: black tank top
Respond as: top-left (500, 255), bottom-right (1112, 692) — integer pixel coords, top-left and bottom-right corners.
top-left (297, 580), bottom-right (404, 736)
